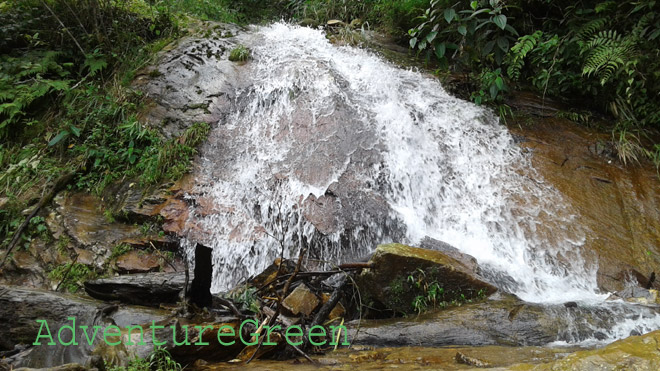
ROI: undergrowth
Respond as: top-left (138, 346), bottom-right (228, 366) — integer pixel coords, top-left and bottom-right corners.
top-left (0, 1), bottom-right (216, 248)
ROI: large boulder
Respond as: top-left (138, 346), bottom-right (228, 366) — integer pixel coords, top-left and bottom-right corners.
top-left (356, 242), bottom-right (497, 315)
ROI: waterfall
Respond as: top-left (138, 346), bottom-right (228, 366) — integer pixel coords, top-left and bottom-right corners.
top-left (181, 22), bottom-right (660, 342)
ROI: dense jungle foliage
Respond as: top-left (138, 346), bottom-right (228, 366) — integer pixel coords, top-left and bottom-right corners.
top-left (1, 0), bottom-right (659, 250)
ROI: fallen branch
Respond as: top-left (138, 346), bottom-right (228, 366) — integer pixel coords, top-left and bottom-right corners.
top-left (54, 254), bottom-right (79, 292)
top-left (1, 172), bottom-right (75, 269)
top-left (304, 275), bottom-right (348, 351)
top-left (246, 248), bottom-right (307, 364)
top-left (215, 297), bottom-right (245, 318)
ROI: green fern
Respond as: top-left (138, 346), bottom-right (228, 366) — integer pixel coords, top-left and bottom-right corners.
top-left (576, 18), bottom-right (608, 41)
top-left (582, 31), bottom-right (636, 85)
top-left (506, 31), bottom-right (543, 81)
top-left (0, 51), bottom-right (70, 132)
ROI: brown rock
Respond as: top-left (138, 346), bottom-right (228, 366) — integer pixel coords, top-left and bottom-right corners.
top-left (508, 115), bottom-right (660, 294)
top-left (282, 284), bottom-right (320, 316)
top-left (321, 293), bottom-right (346, 320)
top-left (116, 250), bottom-right (161, 273)
top-left (159, 198), bottom-right (189, 235)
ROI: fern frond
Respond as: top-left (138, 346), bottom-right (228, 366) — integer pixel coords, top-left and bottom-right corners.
top-left (576, 18), bottom-right (607, 41)
top-left (505, 31), bottom-right (543, 81)
top-left (583, 42), bottom-right (634, 85)
top-left (586, 30), bottom-right (623, 49)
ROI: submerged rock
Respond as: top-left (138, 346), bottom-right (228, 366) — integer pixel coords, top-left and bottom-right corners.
top-left (515, 329), bottom-right (660, 370)
top-left (356, 242), bottom-right (497, 315)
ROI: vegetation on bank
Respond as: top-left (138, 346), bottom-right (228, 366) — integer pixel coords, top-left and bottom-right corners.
top-left (300, 1), bottom-right (660, 167)
top-left (0, 0), bottom-right (218, 249)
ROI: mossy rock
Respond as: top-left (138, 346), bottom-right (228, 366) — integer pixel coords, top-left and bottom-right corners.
top-left (357, 243), bottom-right (497, 315)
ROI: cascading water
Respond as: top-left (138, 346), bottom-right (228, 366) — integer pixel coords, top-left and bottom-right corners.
top-left (181, 22), bottom-right (660, 343)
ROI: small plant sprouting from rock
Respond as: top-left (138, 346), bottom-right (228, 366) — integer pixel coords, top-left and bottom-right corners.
top-left (406, 268), bottom-right (489, 315)
top-left (229, 44), bottom-right (251, 62)
top-left (110, 243), bottom-right (133, 261)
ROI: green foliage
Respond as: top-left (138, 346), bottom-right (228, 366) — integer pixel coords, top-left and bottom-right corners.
top-left (506, 31), bottom-right (543, 81)
top-left (0, 51), bottom-right (70, 135)
top-left (48, 262), bottom-right (97, 293)
top-left (107, 346), bottom-right (181, 371)
top-left (470, 67), bottom-right (507, 105)
top-left (409, 0), bottom-right (519, 68)
top-left (227, 285), bottom-right (261, 313)
top-left (406, 0), bottom-right (660, 166)
top-left (229, 44), bottom-right (251, 62)
top-left (404, 267), bottom-right (487, 314)
top-left (0, 0), bottom-right (219, 251)
top-left (110, 243), bottom-right (133, 260)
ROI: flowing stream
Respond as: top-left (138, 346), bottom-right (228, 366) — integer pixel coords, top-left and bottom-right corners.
top-left (181, 23), bottom-right (660, 344)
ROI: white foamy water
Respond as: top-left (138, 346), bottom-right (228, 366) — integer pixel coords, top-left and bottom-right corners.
top-left (180, 23), bottom-right (660, 343)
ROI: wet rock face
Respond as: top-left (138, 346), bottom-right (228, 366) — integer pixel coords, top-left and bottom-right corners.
top-left (509, 115), bottom-right (660, 293)
top-left (357, 242), bottom-right (497, 315)
top-left (84, 272), bottom-right (187, 307)
top-left (115, 250), bottom-right (161, 274)
top-left (0, 287), bottom-right (169, 359)
top-left (350, 294), bottom-right (655, 347)
top-left (134, 23), bottom-right (247, 140)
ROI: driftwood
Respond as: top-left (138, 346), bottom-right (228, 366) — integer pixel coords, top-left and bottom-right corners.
top-left (246, 248), bottom-right (308, 364)
top-left (303, 275), bottom-right (348, 350)
top-left (1, 172), bottom-right (75, 269)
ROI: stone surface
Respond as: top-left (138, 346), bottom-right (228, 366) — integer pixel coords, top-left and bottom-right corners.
top-left (84, 272), bottom-right (187, 307)
top-left (508, 114), bottom-right (660, 294)
top-left (134, 23), bottom-right (246, 140)
top-left (115, 250), bottom-right (161, 274)
top-left (357, 243), bottom-right (497, 315)
top-left (349, 295), bottom-right (657, 347)
top-left (0, 286), bottom-right (169, 368)
top-left (609, 286), bottom-right (660, 306)
top-left (508, 329), bottom-right (660, 370)
top-left (282, 284), bottom-right (320, 316)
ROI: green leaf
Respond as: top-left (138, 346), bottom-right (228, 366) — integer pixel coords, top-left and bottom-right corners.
top-left (69, 125), bottom-right (81, 137)
top-left (490, 84), bottom-right (499, 100)
top-left (444, 8), bottom-right (456, 24)
top-left (458, 25), bottom-right (467, 36)
top-left (48, 131), bottom-right (69, 147)
top-left (493, 14), bottom-right (507, 30)
top-left (495, 76), bottom-right (504, 90)
top-left (426, 31), bottom-right (438, 43)
top-left (410, 37), bottom-right (418, 48)
top-left (471, 1), bottom-right (478, 10)
top-left (435, 42), bottom-right (446, 59)
top-left (483, 40), bottom-right (495, 56)
top-left (497, 37), bottom-right (509, 52)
